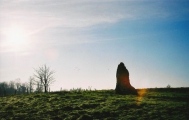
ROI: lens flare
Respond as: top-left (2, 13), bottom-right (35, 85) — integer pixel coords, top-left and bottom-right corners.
top-left (136, 89), bottom-right (147, 105)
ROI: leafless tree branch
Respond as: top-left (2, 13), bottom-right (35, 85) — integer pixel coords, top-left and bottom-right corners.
top-left (33, 64), bottom-right (55, 93)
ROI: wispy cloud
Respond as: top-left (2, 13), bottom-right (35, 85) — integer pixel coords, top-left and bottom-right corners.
top-left (0, 0), bottom-right (188, 52)
top-left (0, 0), bottom-right (189, 89)
top-left (1, 1), bottom-right (188, 29)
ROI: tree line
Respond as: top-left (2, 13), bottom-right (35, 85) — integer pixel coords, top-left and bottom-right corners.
top-left (0, 64), bottom-right (55, 97)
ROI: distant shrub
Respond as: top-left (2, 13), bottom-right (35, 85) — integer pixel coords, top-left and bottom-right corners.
top-left (166, 84), bottom-right (171, 88)
top-left (70, 88), bottom-right (84, 93)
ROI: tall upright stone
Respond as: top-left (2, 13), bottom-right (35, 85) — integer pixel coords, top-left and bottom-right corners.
top-left (115, 62), bottom-right (138, 95)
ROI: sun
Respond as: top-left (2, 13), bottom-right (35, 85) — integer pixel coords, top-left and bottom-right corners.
top-left (4, 27), bottom-right (29, 52)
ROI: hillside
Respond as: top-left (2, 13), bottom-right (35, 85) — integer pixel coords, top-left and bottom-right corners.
top-left (0, 88), bottom-right (189, 120)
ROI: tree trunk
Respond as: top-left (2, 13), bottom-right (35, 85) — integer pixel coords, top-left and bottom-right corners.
top-left (44, 85), bottom-right (47, 93)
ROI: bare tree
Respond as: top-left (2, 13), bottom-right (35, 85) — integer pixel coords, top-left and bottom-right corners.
top-left (9, 80), bottom-right (15, 94)
top-left (20, 83), bottom-right (27, 94)
top-left (34, 65), bottom-right (55, 93)
top-left (9, 81), bottom-right (15, 89)
top-left (35, 81), bottom-right (43, 93)
top-left (29, 76), bottom-right (34, 93)
top-left (15, 78), bottom-right (21, 94)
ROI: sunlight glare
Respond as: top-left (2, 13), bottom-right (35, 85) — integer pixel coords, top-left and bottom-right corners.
top-left (4, 27), bottom-right (29, 52)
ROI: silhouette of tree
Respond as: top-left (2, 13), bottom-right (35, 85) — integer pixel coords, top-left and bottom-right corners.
top-left (15, 78), bottom-right (21, 94)
top-left (0, 86), bottom-right (1, 96)
top-left (20, 83), bottom-right (27, 94)
top-left (0, 79), bottom-right (33, 96)
top-left (35, 81), bottom-right (43, 93)
top-left (29, 76), bottom-right (34, 93)
top-left (9, 80), bottom-right (15, 94)
top-left (34, 64), bottom-right (55, 93)
top-left (167, 84), bottom-right (171, 88)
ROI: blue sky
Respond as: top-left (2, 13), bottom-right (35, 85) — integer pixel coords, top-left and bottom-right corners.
top-left (0, 0), bottom-right (189, 90)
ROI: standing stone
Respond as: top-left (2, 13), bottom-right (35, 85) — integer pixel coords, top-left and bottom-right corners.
top-left (115, 62), bottom-right (138, 95)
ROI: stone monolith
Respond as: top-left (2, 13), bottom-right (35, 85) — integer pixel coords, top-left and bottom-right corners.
top-left (115, 62), bottom-right (138, 95)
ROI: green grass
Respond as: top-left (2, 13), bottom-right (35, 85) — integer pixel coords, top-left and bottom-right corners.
top-left (0, 88), bottom-right (189, 120)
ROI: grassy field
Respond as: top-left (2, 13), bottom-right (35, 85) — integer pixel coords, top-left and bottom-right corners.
top-left (0, 88), bottom-right (189, 120)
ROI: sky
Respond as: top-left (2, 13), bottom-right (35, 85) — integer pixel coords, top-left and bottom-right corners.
top-left (0, 0), bottom-right (189, 91)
